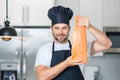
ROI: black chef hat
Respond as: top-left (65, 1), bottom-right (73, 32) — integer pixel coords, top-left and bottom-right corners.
top-left (48, 6), bottom-right (73, 26)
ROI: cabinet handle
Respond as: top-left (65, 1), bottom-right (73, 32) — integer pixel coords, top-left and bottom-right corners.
top-left (26, 6), bottom-right (29, 23)
top-left (22, 6), bottom-right (25, 23)
top-left (22, 6), bottom-right (29, 24)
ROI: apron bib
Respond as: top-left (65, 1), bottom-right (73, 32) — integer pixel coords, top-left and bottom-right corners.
top-left (50, 40), bottom-right (84, 80)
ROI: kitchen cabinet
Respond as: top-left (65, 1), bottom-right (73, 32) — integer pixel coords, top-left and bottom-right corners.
top-left (1, 0), bottom-right (54, 26)
top-left (0, 0), bottom-right (6, 25)
top-left (0, 0), bottom-right (26, 26)
top-left (9, 0), bottom-right (25, 26)
top-left (104, 0), bottom-right (120, 27)
top-left (24, 0), bottom-right (54, 26)
top-left (80, 0), bottom-right (103, 56)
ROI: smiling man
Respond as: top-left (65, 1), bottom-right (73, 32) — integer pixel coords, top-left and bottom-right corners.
top-left (34, 6), bottom-right (112, 80)
top-left (51, 23), bottom-right (70, 43)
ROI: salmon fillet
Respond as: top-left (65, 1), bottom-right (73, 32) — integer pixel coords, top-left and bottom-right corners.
top-left (71, 16), bottom-right (88, 64)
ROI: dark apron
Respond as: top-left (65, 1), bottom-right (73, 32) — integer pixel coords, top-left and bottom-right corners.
top-left (50, 40), bottom-right (84, 80)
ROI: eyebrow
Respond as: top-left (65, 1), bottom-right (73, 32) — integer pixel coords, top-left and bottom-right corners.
top-left (54, 25), bottom-right (68, 28)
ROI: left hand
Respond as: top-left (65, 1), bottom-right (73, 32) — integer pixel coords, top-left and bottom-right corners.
top-left (78, 16), bottom-right (91, 29)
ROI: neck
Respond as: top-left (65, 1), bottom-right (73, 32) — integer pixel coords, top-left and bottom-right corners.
top-left (54, 39), bottom-right (68, 44)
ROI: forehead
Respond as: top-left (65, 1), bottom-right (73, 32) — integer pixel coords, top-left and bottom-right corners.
top-left (52, 23), bottom-right (69, 28)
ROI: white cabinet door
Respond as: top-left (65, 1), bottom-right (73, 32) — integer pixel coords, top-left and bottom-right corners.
top-left (104, 0), bottom-right (120, 26)
top-left (0, 0), bottom-right (24, 26)
top-left (0, 0), bottom-right (7, 25)
top-left (4, 0), bottom-right (54, 26)
top-left (26, 0), bottom-right (54, 26)
top-left (80, 0), bottom-right (103, 56)
top-left (9, 0), bottom-right (25, 26)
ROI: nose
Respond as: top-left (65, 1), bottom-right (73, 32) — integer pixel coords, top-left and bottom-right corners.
top-left (59, 29), bottom-right (63, 34)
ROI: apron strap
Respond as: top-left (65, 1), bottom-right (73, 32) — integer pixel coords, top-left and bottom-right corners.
top-left (68, 40), bottom-right (72, 50)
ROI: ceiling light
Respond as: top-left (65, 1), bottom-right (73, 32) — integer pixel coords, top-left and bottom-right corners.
top-left (0, 0), bottom-right (17, 41)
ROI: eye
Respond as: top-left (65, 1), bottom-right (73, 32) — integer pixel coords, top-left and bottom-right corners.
top-left (54, 27), bottom-right (59, 30)
top-left (63, 26), bottom-right (68, 30)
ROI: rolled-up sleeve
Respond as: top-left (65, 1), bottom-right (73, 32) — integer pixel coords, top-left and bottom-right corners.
top-left (34, 45), bottom-right (52, 70)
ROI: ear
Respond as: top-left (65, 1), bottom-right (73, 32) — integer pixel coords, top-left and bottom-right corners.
top-left (69, 26), bottom-right (71, 30)
top-left (50, 27), bottom-right (53, 32)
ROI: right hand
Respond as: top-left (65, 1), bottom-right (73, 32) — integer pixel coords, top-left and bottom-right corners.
top-left (64, 56), bottom-right (83, 67)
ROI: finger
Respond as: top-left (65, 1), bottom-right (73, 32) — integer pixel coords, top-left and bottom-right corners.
top-left (73, 62), bottom-right (83, 65)
top-left (78, 17), bottom-right (89, 26)
top-left (72, 60), bottom-right (83, 63)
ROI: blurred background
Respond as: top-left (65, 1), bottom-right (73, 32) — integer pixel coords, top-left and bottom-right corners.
top-left (0, 0), bottom-right (120, 80)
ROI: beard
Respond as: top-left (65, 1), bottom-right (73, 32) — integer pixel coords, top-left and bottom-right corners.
top-left (53, 33), bottom-right (69, 43)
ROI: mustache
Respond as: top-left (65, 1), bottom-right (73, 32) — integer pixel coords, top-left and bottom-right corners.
top-left (57, 34), bottom-right (65, 36)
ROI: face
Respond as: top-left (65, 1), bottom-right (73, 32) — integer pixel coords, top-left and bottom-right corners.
top-left (51, 23), bottom-right (70, 43)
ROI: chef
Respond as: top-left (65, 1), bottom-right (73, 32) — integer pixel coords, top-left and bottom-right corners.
top-left (34, 5), bottom-right (112, 80)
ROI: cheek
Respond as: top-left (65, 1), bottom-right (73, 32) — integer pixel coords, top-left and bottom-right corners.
top-left (64, 30), bottom-right (70, 34)
top-left (52, 31), bottom-right (58, 37)
top-left (53, 31), bottom-right (58, 35)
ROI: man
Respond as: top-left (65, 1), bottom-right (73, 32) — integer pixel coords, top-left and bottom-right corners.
top-left (34, 6), bottom-right (112, 80)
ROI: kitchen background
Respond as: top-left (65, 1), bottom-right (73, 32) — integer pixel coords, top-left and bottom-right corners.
top-left (0, 0), bottom-right (120, 80)
top-left (56, 0), bottom-right (120, 80)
